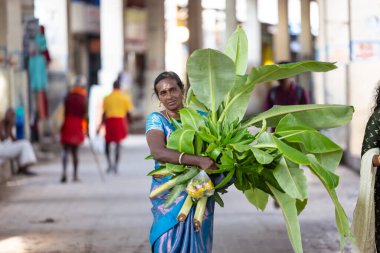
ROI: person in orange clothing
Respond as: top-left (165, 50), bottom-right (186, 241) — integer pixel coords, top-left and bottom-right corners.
top-left (60, 77), bottom-right (88, 183)
top-left (97, 79), bottom-right (133, 174)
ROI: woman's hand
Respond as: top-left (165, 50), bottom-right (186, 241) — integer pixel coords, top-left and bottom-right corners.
top-left (197, 156), bottom-right (217, 171)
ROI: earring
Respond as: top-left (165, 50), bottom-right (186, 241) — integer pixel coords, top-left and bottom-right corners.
top-left (159, 102), bottom-right (162, 108)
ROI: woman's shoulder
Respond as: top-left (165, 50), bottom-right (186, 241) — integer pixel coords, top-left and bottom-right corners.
top-left (147, 111), bottom-right (165, 121)
top-left (146, 112), bottom-right (167, 133)
top-left (369, 108), bottom-right (380, 121)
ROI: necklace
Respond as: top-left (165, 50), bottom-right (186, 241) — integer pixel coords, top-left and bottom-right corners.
top-left (164, 110), bottom-right (171, 120)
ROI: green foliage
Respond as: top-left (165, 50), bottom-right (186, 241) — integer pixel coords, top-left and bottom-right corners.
top-left (150, 26), bottom-right (354, 253)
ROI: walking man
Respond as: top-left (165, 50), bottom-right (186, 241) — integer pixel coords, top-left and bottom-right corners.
top-left (97, 79), bottom-right (133, 174)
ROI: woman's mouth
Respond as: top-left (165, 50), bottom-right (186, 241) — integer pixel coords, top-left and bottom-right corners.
top-left (168, 100), bottom-right (177, 106)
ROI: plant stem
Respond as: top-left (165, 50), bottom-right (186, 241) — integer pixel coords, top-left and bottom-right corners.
top-left (194, 196), bottom-right (208, 232)
top-left (149, 179), bottom-right (177, 199)
top-left (177, 194), bottom-right (193, 222)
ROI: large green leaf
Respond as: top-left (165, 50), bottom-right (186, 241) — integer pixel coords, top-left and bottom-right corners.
top-left (307, 155), bottom-right (351, 250)
top-left (276, 115), bottom-right (341, 151)
top-left (223, 75), bottom-right (251, 123)
top-left (272, 136), bottom-right (310, 165)
top-left (243, 104), bottom-right (354, 129)
top-left (167, 129), bottom-right (196, 154)
top-left (245, 187), bottom-right (269, 211)
top-left (307, 154), bottom-right (339, 189)
top-left (314, 152), bottom-right (342, 173)
top-left (250, 147), bottom-right (274, 164)
top-left (187, 49), bottom-right (235, 121)
top-left (328, 190), bottom-right (352, 251)
top-left (185, 87), bottom-right (208, 111)
top-left (267, 184), bottom-right (303, 253)
top-left (224, 25), bottom-right (248, 75)
top-left (180, 108), bottom-right (204, 130)
top-left (247, 60), bottom-right (336, 86)
top-left (273, 157), bottom-right (308, 200)
top-left (276, 114), bottom-right (343, 172)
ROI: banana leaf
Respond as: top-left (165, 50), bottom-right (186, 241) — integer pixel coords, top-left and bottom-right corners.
top-left (223, 25), bottom-right (248, 75)
top-left (244, 187), bottom-right (269, 211)
top-left (167, 129), bottom-right (196, 154)
top-left (179, 108), bottom-right (204, 130)
top-left (243, 104), bottom-right (354, 129)
top-left (187, 48), bottom-right (235, 122)
top-left (307, 155), bottom-right (351, 251)
top-left (268, 184), bottom-right (303, 253)
top-left (273, 157), bottom-right (308, 200)
top-left (220, 61), bottom-right (338, 125)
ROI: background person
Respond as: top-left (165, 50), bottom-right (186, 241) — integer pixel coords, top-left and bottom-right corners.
top-left (60, 77), bottom-right (88, 183)
top-left (352, 83), bottom-right (380, 252)
top-left (0, 108), bottom-right (37, 175)
top-left (264, 61), bottom-right (310, 111)
top-left (97, 78), bottom-right (133, 174)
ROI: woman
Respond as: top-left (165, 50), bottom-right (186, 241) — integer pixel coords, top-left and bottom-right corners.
top-left (353, 84), bottom-right (380, 252)
top-left (60, 77), bottom-right (88, 183)
top-left (146, 71), bottom-right (216, 252)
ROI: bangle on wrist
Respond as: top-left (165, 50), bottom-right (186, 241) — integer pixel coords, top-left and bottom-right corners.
top-left (179, 152), bottom-right (185, 165)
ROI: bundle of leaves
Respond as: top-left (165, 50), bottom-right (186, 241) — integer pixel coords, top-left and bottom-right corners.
top-left (148, 27), bottom-right (354, 253)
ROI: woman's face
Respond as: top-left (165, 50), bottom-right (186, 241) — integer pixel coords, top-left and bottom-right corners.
top-left (156, 77), bottom-right (183, 111)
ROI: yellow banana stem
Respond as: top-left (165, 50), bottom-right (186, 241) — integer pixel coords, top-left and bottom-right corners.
top-left (194, 196), bottom-right (208, 232)
top-left (150, 168), bottom-right (171, 177)
top-left (149, 179), bottom-right (177, 199)
top-left (177, 194), bottom-right (193, 222)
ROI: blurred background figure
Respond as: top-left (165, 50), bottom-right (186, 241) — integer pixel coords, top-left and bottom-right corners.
top-left (27, 24), bottom-right (50, 143)
top-left (0, 108), bottom-right (37, 176)
top-left (60, 76), bottom-right (88, 183)
top-left (264, 61), bottom-right (310, 111)
top-left (97, 77), bottom-right (133, 174)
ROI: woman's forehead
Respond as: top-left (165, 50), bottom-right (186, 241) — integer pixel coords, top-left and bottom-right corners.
top-left (156, 78), bottom-right (178, 91)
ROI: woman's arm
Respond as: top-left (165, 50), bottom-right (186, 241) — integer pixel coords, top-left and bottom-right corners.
top-left (146, 129), bottom-right (216, 170)
top-left (373, 155), bottom-right (380, 167)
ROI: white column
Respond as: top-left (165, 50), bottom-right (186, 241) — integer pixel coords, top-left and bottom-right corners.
top-left (99, 0), bottom-right (124, 90)
top-left (245, 0), bottom-right (261, 67)
top-left (188, 0), bottom-right (203, 54)
top-left (225, 0), bottom-right (238, 41)
top-left (300, 0), bottom-right (312, 60)
top-left (144, 0), bottom-right (165, 116)
top-left (274, 0), bottom-right (290, 62)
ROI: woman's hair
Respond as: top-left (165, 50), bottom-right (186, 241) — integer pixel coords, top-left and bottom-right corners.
top-left (153, 71), bottom-right (184, 96)
top-left (374, 82), bottom-right (380, 112)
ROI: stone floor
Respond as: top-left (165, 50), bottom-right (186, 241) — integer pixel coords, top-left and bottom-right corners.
top-left (0, 135), bottom-right (358, 253)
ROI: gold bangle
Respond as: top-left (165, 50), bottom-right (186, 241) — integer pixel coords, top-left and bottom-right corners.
top-left (179, 152), bottom-right (185, 165)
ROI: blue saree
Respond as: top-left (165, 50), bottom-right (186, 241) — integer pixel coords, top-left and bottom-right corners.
top-left (146, 112), bottom-right (215, 253)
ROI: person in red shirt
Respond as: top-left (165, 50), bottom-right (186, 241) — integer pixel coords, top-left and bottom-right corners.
top-left (97, 79), bottom-right (133, 174)
top-left (264, 61), bottom-right (310, 111)
top-left (60, 77), bottom-right (88, 183)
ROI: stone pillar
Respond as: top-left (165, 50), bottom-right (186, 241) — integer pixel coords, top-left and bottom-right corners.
top-left (0, 0), bottom-right (23, 111)
top-left (144, 0), bottom-right (165, 116)
top-left (246, 0), bottom-right (261, 67)
top-left (299, 0), bottom-right (312, 107)
top-left (274, 0), bottom-right (290, 62)
top-left (66, 0), bottom-right (74, 84)
top-left (225, 0), bottom-right (238, 40)
top-left (188, 0), bottom-right (203, 54)
top-left (300, 0), bottom-right (312, 60)
top-left (99, 0), bottom-right (124, 90)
